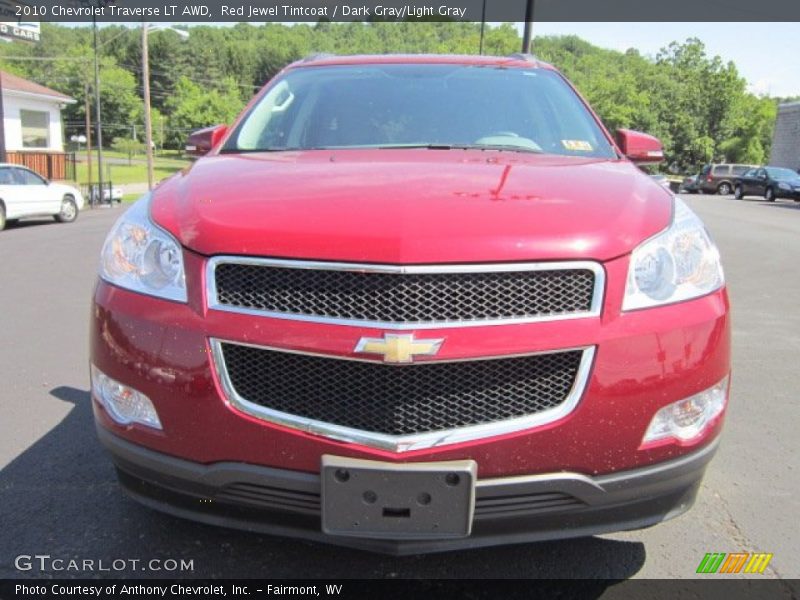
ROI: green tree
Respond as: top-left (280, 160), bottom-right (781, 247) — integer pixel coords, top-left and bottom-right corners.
top-left (164, 76), bottom-right (245, 148)
top-left (111, 137), bottom-right (145, 165)
top-left (0, 23), bottom-right (783, 173)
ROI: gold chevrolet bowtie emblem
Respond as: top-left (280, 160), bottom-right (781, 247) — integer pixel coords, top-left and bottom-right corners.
top-left (354, 333), bottom-right (444, 364)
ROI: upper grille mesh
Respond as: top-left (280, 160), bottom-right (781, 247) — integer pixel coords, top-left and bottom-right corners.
top-left (212, 262), bottom-right (596, 324)
top-left (220, 342), bottom-right (584, 436)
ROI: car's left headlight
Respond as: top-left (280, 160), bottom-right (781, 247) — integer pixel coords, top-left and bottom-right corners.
top-left (99, 194), bottom-right (187, 302)
top-left (623, 197), bottom-right (724, 311)
top-left (778, 182), bottom-right (790, 190)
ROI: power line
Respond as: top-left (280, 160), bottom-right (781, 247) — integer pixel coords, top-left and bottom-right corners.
top-left (5, 68), bottom-right (258, 94)
top-left (64, 120), bottom-right (200, 132)
top-left (120, 61), bottom-right (261, 90)
top-left (0, 55), bottom-right (88, 61)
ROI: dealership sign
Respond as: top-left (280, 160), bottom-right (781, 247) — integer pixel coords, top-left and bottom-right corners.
top-left (0, 21), bottom-right (40, 42)
top-left (0, 0), bottom-right (41, 42)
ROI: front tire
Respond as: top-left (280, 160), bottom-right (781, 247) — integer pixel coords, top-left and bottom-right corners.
top-left (717, 182), bottom-right (732, 195)
top-left (734, 185), bottom-right (743, 199)
top-left (765, 187), bottom-right (776, 202)
top-left (55, 195), bottom-right (78, 223)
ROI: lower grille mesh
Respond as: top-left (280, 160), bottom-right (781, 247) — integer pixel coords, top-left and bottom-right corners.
top-left (220, 342), bottom-right (584, 436)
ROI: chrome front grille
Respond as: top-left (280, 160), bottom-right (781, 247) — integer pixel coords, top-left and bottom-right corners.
top-left (207, 258), bottom-right (604, 329)
top-left (211, 339), bottom-right (594, 452)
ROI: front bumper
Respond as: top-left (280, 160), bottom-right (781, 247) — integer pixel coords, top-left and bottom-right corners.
top-left (98, 425), bottom-right (718, 555)
top-left (91, 262), bottom-right (730, 478)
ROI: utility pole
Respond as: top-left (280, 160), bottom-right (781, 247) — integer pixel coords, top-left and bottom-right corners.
top-left (141, 25), bottom-right (187, 187)
top-left (0, 70), bottom-right (6, 163)
top-left (522, 0), bottom-right (535, 54)
top-left (479, 0), bottom-right (487, 55)
top-left (92, 15), bottom-right (105, 206)
top-left (84, 81), bottom-right (93, 188)
top-left (142, 22), bottom-right (154, 190)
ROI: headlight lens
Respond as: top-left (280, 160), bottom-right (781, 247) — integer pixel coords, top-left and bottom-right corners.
top-left (99, 195), bottom-right (187, 302)
top-left (623, 198), bottom-right (723, 310)
top-left (778, 182), bottom-right (790, 190)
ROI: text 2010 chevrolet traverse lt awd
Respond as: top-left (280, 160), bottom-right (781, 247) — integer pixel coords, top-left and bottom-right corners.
top-left (90, 54), bottom-right (730, 554)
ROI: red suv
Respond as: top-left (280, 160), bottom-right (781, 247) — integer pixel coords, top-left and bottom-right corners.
top-left (91, 54), bottom-right (730, 554)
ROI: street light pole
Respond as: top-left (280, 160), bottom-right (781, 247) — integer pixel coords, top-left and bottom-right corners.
top-left (84, 81), bottom-right (93, 190)
top-left (142, 22), bottom-right (154, 190)
top-left (522, 0), bottom-right (535, 54)
top-left (92, 16), bottom-right (104, 206)
top-left (142, 25), bottom-right (187, 191)
top-left (479, 0), bottom-right (486, 55)
top-left (0, 70), bottom-right (6, 163)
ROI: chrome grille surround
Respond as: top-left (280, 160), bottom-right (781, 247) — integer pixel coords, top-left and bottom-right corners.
top-left (210, 339), bottom-right (595, 453)
top-left (206, 257), bottom-right (605, 330)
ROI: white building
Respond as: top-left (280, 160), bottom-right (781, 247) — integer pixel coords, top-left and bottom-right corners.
top-left (1, 70), bottom-right (75, 152)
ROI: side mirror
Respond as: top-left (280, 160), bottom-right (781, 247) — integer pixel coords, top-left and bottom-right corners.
top-left (615, 129), bottom-right (664, 164)
top-left (185, 124), bottom-right (228, 157)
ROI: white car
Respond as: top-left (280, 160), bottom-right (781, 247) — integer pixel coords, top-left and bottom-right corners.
top-left (0, 163), bottom-right (85, 231)
top-left (100, 185), bottom-right (123, 204)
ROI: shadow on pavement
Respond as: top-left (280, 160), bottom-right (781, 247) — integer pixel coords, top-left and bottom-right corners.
top-left (758, 201), bottom-right (800, 210)
top-left (2, 218), bottom-right (59, 230)
top-left (0, 386), bottom-right (645, 586)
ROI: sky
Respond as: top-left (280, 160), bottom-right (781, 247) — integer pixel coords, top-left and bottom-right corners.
top-left (530, 22), bottom-right (800, 98)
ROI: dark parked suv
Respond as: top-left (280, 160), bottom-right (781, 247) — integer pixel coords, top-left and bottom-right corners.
top-left (699, 163), bottom-right (757, 195)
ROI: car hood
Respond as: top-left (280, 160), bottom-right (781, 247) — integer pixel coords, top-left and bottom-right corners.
top-left (151, 149), bottom-right (672, 263)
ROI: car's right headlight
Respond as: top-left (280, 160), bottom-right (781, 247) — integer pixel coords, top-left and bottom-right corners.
top-left (623, 197), bottom-right (724, 311)
top-left (99, 194), bottom-right (187, 302)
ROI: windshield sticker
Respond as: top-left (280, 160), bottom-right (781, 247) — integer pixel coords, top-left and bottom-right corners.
top-left (562, 140), bottom-right (594, 151)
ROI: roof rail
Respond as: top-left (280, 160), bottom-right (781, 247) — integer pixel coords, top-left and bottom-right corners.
top-left (507, 53), bottom-right (540, 64)
top-left (301, 53), bottom-right (337, 63)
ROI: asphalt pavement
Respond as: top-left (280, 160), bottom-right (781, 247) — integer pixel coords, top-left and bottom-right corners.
top-left (0, 194), bottom-right (798, 583)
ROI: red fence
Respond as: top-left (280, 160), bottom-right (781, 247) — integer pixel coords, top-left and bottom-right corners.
top-left (6, 151), bottom-right (76, 181)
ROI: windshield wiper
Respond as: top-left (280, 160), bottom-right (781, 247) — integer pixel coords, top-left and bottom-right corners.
top-left (219, 147), bottom-right (327, 154)
top-left (470, 144), bottom-right (543, 154)
top-left (222, 144), bottom-right (544, 154)
top-left (376, 144), bottom-right (459, 150)
top-left (376, 143), bottom-right (543, 154)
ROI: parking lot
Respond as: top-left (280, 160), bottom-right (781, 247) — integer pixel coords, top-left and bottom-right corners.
top-left (0, 193), bottom-right (798, 582)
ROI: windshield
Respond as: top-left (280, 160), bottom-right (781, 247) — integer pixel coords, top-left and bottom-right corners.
top-left (223, 64), bottom-right (617, 159)
top-left (765, 167), bottom-right (799, 180)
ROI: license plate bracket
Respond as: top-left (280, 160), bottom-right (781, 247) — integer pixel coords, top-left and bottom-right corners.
top-left (321, 455), bottom-right (476, 540)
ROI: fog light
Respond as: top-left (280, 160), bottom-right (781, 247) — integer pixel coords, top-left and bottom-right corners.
top-left (642, 376), bottom-right (728, 445)
top-left (90, 365), bottom-right (162, 430)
